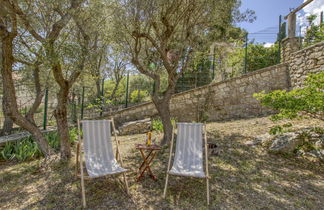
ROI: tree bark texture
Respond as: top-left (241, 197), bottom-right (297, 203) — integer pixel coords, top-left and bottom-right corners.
top-left (0, 97), bottom-right (13, 136)
top-left (54, 84), bottom-right (71, 159)
top-left (153, 96), bottom-right (173, 145)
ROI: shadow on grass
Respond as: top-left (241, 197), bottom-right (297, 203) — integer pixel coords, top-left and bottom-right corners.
top-left (0, 126), bottom-right (323, 209)
top-left (207, 130), bottom-right (324, 209)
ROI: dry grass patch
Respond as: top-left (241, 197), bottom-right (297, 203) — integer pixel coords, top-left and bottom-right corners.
top-left (0, 117), bottom-right (323, 209)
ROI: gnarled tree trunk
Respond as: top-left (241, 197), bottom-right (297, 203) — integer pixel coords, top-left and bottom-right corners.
top-left (109, 78), bottom-right (121, 101)
top-left (0, 19), bottom-right (52, 157)
top-left (54, 84), bottom-right (71, 159)
top-left (49, 13), bottom-right (89, 159)
top-left (25, 64), bottom-right (45, 126)
top-left (153, 96), bottom-right (173, 145)
top-left (95, 78), bottom-right (101, 99)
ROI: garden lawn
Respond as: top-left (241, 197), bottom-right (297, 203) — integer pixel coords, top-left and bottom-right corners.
top-left (0, 117), bottom-right (323, 209)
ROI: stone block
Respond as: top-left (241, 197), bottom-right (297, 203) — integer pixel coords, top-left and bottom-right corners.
top-left (261, 71), bottom-right (271, 77)
top-left (118, 118), bottom-right (151, 135)
top-left (218, 83), bottom-right (226, 89)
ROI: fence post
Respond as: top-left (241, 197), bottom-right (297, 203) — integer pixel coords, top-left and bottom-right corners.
top-left (80, 86), bottom-right (85, 120)
top-left (212, 47), bottom-right (215, 80)
top-left (278, 15), bottom-right (282, 63)
top-left (287, 13), bottom-right (296, 38)
top-left (321, 11), bottom-right (323, 24)
top-left (125, 72), bottom-right (129, 108)
top-left (72, 90), bottom-right (77, 123)
top-left (299, 25), bottom-right (302, 49)
top-left (244, 33), bottom-right (248, 74)
top-left (42, 88), bottom-right (48, 130)
top-left (152, 81), bottom-right (155, 95)
top-left (195, 68), bottom-right (198, 88)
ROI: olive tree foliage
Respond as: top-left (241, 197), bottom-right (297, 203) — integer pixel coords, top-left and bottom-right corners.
top-left (304, 14), bottom-right (324, 47)
top-left (82, 1), bottom-right (112, 100)
top-left (2, 0), bottom-right (96, 159)
top-left (104, 45), bottom-right (129, 101)
top-left (74, 1), bottom-right (128, 108)
top-left (112, 0), bottom-right (242, 144)
top-left (13, 30), bottom-right (53, 126)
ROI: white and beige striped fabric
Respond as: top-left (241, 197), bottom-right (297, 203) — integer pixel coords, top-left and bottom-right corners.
top-left (169, 123), bottom-right (206, 178)
top-left (82, 120), bottom-right (127, 178)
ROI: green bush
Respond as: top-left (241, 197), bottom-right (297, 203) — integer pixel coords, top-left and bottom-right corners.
top-left (130, 90), bottom-right (149, 103)
top-left (86, 97), bottom-right (112, 112)
top-left (152, 118), bottom-right (176, 132)
top-left (0, 128), bottom-right (78, 161)
top-left (294, 127), bottom-right (324, 154)
top-left (0, 137), bottom-right (42, 161)
top-left (254, 72), bottom-right (324, 121)
top-left (269, 123), bottom-right (292, 135)
top-left (68, 127), bottom-right (79, 143)
top-left (304, 15), bottom-right (324, 47)
top-left (152, 119), bottom-right (164, 132)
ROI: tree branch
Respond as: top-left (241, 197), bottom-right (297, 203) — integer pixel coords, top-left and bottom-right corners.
top-left (4, 0), bottom-right (45, 42)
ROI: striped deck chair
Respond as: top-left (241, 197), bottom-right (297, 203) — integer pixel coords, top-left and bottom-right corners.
top-left (76, 119), bottom-right (129, 207)
top-left (163, 123), bottom-right (210, 205)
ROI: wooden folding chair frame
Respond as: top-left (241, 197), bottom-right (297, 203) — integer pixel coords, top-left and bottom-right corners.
top-left (76, 118), bottom-right (129, 208)
top-left (163, 124), bottom-right (210, 205)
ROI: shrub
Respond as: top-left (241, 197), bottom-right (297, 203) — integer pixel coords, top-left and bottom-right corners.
top-left (304, 15), bottom-right (324, 47)
top-left (130, 90), bottom-right (149, 103)
top-left (294, 127), bottom-right (324, 154)
top-left (152, 118), bottom-right (164, 132)
top-left (269, 123), bottom-right (292, 135)
top-left (254, 72), bottom-right (324, 121)
top-left (152, 118), bottom-right (176, 132)
top-left (0, 128), bottom-right (78, 161)
top-left (0, 137), bottom-right (42, 161)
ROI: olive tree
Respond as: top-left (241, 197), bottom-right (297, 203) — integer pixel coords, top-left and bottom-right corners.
top-left (4, 0), bottom-right (90, 159)
top-left (0, 0), bottom-right (52, 156)
top-left (113, 0), bottom-right (239, 144)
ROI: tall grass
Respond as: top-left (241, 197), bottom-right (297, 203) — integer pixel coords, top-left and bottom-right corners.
top-left (0, 128), bottom-right (78, 161)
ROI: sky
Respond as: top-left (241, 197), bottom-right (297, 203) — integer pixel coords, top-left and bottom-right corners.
top-left (237, 0), bottom-right (324, 44)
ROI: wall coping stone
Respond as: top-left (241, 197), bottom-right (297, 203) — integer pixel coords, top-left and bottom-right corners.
top-left (281, 37), bottom-right (301, 43)
top-left (291, 41), bottom-right (324, 55)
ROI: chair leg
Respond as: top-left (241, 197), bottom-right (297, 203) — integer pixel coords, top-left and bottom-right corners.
top-left (204, 124), bottom-right (210, 205)
top-left (206, 177), bottom-right (210, 205)
top-left (77, 120), bottom-right (86, 208)
top-left (163, 173), bottom-right (170, 198)
top-left (79, 149), bottom-right (86, 208)
top-left (81, 175), bottom-right (86, 208)
top-left (80, 150), bottom-right (86, 208)
top-left (75, 142), bottom-right (80, 175)
top-left (123, 172), bottom-right (130, 195)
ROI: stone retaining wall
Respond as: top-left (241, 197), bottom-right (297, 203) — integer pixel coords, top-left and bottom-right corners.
top-left (104, 63), bottom-right (290, 126)
top-left (102, 39), bottom-right (323, 126)
top-left (282, 39), bottom-right (324, 88)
